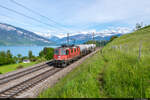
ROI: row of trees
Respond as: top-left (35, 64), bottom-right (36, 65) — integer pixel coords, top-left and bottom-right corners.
top-left (84, 40), bottom-right (110, 47)
top-left (0, 47), bottom-right (54, 66)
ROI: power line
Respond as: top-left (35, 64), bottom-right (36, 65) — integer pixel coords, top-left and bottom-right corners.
top-left (0, 13), bottom-right (56, 30)
top-left (0, 13), bottom-right (62, 35)
top-left (10, 0), bottom-right (70, 31)
top-left (0, 4), bottom-right (63, 31)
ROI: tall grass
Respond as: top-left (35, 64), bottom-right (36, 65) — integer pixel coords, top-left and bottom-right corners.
top-left (0, 62), bottom-right (36, 74)
top-left (101, 26), bottom-right (150, 98)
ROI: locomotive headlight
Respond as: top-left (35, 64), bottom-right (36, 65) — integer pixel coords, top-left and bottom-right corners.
top-left (58, 56), bottom-right (60, 58)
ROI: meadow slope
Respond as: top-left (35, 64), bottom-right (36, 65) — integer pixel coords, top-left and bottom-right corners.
top-left (101, 25), bottom-right (150, 98)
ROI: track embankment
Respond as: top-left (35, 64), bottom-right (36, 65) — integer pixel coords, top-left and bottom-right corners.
top-left (16, 48), bottom-right (100, 98)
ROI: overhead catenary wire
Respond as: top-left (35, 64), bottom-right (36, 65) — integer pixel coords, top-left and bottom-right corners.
top-left (0, 5), bottom-right (65, 31)
top-left (0, 13), bottom-right (56, 32)
top-left (9, 0), bottom-right (71, 32)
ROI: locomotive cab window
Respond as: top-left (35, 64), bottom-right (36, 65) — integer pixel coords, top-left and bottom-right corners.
top-left (66, 50), bottom-right (69, 55)
top-left (54, 49), bottom-right (59, 55)
top-left (74, 48), bottom-right (76, 52)
top-left (71, 48), bottom-right (73, 53)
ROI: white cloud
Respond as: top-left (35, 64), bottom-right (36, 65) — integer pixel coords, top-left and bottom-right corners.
top-left (65, 0), bottom-right (150, 25)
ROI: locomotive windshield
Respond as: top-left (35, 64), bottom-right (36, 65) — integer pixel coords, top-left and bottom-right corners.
top-left (54, 48), bottom-right (66, 55)
top-left (60, 48), bottom-right (66, 55)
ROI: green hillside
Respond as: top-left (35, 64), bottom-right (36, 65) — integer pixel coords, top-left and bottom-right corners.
top-left (39, 25), bottom-right (150, 98)
top-left (101, 25), bottom-right (150, 98)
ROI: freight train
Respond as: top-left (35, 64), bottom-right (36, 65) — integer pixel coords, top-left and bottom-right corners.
top-left (53, 44), bottom-right (96, 67)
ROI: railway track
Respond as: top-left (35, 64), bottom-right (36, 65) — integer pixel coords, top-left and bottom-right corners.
top-left (0, 61), bottom-right (53, 85)
top-left (0, 67), bottom-right (62, 98)
top-left (0, 48), bottom-right (100, 98)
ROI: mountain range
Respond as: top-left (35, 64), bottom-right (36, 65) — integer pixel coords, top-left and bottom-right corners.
top-left (0, 23), bottom-right (125, 46)
top-left (0, 23), bottom-right (54, 46)
top-left (49, 33), bottom-right (122, 45)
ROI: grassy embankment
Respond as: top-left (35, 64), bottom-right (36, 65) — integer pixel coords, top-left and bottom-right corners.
top-left (39, 51), bottom-right (104, 98)
top-left (0, 62), bottom-right (36, 74)
top-left (39, 25), bottom-right (150, 98)
top-left (101, 26), bottom-right (150, 98)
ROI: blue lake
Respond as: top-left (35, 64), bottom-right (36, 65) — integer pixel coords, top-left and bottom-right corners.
top-left (0, 46), bottom-right (59, 57)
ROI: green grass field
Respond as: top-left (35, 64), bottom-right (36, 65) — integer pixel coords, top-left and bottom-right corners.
top-left (0, 62), bottom-right (37, 74)
top-left (39, 26), bottom-right (150, 98)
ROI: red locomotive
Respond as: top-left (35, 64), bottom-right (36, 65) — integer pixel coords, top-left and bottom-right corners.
top-left (53, 44), bottom-right (96, 67)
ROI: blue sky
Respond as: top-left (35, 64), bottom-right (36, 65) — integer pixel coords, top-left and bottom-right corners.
top-left (0, 0), bottom-right (150, 38)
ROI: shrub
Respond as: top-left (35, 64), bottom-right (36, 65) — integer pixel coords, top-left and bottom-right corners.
top-left (109, 36), bottom-right (118, 42)
top-left (16, 65), bottom-right (24, 69)
top-left (30, 56), bottom-right (38, 62)
top-left (36, 57), bottom-right (46, 64)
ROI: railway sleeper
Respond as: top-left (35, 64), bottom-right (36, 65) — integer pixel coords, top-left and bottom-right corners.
top-left (0, 95), bottom-right (8, 98)
top-left (4, 92), bottom-right (15, 95)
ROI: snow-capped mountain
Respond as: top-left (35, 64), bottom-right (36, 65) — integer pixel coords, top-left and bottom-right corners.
top-left (49, 33), bottom-right (123, 45)
top-left (34, 27), bottom-right (131, 45)
top-left (0, 23), bottom-right (54, 46)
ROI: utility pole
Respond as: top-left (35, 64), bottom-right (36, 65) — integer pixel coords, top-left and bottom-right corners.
top-left (138, 41), bottom-right (142, 61)
top-left (92, 32), bottom-right (95, 44)
top-left (88, 33), bottom-right (90, 42)
top-left (72, 39), bottom-right (76, 45)
top-left (67, 33), bottom-right (69, 45)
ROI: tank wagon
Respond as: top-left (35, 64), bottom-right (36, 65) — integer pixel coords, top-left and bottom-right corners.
top-left (53, 44), bottom-right (96, 67)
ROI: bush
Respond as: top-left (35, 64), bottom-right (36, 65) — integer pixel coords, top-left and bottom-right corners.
top-left (21, 56), bottom-right (28, 62)
top-left (109, 36), bottom-right (118, 42)
top-left (30, 56), bottom-right (38, 62)
top-left (16, 65), bottom-right (24, 69)
top-left (35, 57), bottom-right (46, 64)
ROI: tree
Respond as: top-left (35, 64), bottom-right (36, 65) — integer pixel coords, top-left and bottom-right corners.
top-left (13, 56), bottom-right (18, 63)
top-left (28, 50), bottom-right (33, 60)
top-left (17, 54), bottom-right (22, 63)
top-left (136, 23), bottom-right (142, 30)
top-left (6, 50), bottom-right (14, 64)
top-left (110, 36), bottom-right (118, 42)
top-left (39, 47), bottom-right (54, 60)
top-left (17, 54), bottom-right (22, 58)
top-left (28, 50), bottom-right (37, 62)
top-left (0, 50), bottom-right (15, 65)
top-left (0, 51), bottom-right (6, 65)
